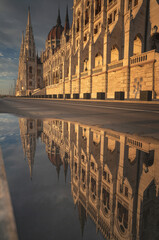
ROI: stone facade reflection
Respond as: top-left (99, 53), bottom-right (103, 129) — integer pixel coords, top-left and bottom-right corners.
top-left (19, 118), bottom-right (43, 179)
top-left (19, 118), bottom-right (159, 239)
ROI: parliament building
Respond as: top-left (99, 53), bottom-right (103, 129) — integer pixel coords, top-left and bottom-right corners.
top-left (16, 0), bottom-right (159, 100)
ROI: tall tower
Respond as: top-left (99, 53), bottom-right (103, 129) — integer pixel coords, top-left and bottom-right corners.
top-left (16, 7), bottom-right (37, 96)
top-left (25, 6), bottom-right (36, 95)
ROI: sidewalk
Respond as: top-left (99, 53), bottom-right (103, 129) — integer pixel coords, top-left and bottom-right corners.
top-left (0, 148), bottom-right (18, 240)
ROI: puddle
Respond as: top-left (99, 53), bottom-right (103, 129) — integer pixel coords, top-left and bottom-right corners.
top-left (0, 115), bottom-right (159, 240)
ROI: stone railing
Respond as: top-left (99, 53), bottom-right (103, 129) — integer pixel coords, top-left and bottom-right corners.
top-left (65, 77), bottom-right (69, 82)
top-left (72, 74), bottom-right (77, 80)
top-left (81, 71), bottom-right (88, 78)
top-left (126, 137), bottom-right (150, 153)
top-left (92, 66), bottom-right (103, 75)
top-left (108, 60), bottom-right (123, 70)
top-left (130, 50), bottom-right (155, 66)
top-left (33, 88), bottom-right (40, 94)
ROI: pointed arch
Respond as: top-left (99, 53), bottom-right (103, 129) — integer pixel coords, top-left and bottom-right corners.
top-left (111, 45), bottom-right (119, 62)
top-left (133, 34), bottom-right (143, 55)
top-left (95, 52), bottom-right (103, 67)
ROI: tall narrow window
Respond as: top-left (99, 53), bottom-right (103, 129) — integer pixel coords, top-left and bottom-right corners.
top-left (29, 66), bottom-right (32, 73)
top-left (77, 18), bottom-right (79, 32)
top-left (85, 1), bottom-right (89, 25)
top-left (128, 0), bottom-right (132, 10)
top-left (117, 202), bottom-right (128, 232)
top-left (134, 0), bottom-right (138, 6)
top-left (76, 12), bottom-right (80, 32)
top-left (95, 0), bottom-right (101, 16)
top-left (111, 46), bottom-right (119, 62)
top-left (95, 53), bottom-right (102, 67)
top-left (133, 35), bottom-right (142, 55)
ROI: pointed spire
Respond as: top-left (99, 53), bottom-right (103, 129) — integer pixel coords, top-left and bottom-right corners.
top-left (22, 31), bottom-right (24, 45)
top-left (27, 6), bottom-right (31, 26)
top-left (78, 203), bottom-right (86, 237)
top-left (20, 31), bottom-right (24, 57)
top-left (57, 8), bottom-right (61, 26)
top-left (56, 166), bottom-right (60, 181)
top-left (63, 159), bottom-right (68, 183)
top-left (29, 161), bottom-right (33, 181)
top-left (64, 5), bottom-right (70, 32)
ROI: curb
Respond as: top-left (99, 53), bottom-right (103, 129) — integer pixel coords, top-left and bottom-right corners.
top-left (0, 148), bottom-right (19, 240)
top-left (11, 97), bottom-right (159, 105)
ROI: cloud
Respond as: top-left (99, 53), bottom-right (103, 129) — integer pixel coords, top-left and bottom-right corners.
top-left (0, 57), bottom-right (18, 79)
top-left (0, 0), bottom-right (73, 94)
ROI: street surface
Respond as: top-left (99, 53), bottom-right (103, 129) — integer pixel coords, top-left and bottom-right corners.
top-left (1, 97), bottom-right (159, 139)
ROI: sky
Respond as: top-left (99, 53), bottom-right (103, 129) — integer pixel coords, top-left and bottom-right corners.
top-left (0, 0), bottom-right (73, 95)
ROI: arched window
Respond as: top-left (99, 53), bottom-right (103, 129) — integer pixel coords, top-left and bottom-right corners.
top-left (84, 58), bottom-right (89, 71)
top-left (133, 35), bottom-right (142, 55)
top-left (95, 53), bottom-right (103, 67)
top-left (134, 0), bottom-right (138, 6)
top-left (76, 11), bottom-right (80, 32)
top-left (95, 0), bottom-right (101, 16)
top-left (102, 188), bottom-right (110, 214)
top-left (128, 0), bottom-right (132, 10)
top-left (111, 46), bottom-right (119, 62)
top-left (29, 66), bottom-right (32, 73)
top-left (117, 202), bottom-right (129, 234)
top-left (77, 18), bottom-right (79, 32)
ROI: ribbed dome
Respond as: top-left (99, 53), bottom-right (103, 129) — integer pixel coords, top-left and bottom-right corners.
top-left (47, 9), bottom-right (64, 41)
top-left (48, 24), bottom-right (64, 41)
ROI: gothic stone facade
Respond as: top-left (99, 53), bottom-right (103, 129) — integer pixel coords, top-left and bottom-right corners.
top-left (17, 0), bottom-right (159, 99)
top-left (41, 0), bottom-right (159, 100)
top-left (16, 8), bottom-right (43, 97)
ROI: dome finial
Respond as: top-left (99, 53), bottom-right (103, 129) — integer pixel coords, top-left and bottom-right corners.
top-left (57, 8), bottom-right (61, 26)
top-left (27, 5), bottom-right (31, 26)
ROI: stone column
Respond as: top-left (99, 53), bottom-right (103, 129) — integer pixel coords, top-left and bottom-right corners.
top-left (100, 130), bottom-right (105, 169)
top-left (62, 54), bottom-right (66, 99)
top-left (88, 1), bottom-right (94, 98)
top-left (103, 25), bottom-right (111, 99)
top-left (78, 45), bottom-right (82, 96)
top-left (123, 9), bottom-right (132, 99)
top-left (76, 124), bottom-right (81, 198)
top-left (86, 127), bottom-right (91, 215)
top-left (69, 46), bottom-right (73, 98)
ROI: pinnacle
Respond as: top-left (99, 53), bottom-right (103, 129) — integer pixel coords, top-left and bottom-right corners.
top-left (27, 5), bottom-right (31, 26)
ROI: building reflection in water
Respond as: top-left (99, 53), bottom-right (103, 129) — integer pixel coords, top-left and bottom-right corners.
top-left (19, 118), bottom-right (159, 240)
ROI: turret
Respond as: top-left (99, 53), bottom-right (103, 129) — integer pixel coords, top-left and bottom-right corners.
top-left (25, 6), bottom-right (36, 59)
top-left (64, 5), bottom-right (70, 33)
top-left (57, 8), bottom-right (61, 26)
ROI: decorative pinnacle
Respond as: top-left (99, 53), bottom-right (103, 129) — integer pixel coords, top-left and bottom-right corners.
top-left (57, 8), bottom-right (61, 26)
top-left (27, 5), bottom-right (31, 26)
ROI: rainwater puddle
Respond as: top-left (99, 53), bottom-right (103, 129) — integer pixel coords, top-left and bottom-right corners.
top-left (0, 114), bottom-right (159, 240)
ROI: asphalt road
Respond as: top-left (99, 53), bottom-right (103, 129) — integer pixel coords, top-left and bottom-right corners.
top-left (1, 97), bottom-right (159, 139)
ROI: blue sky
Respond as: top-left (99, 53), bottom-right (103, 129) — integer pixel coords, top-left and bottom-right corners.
top-left (0, 0), bottom-right (73, 94)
